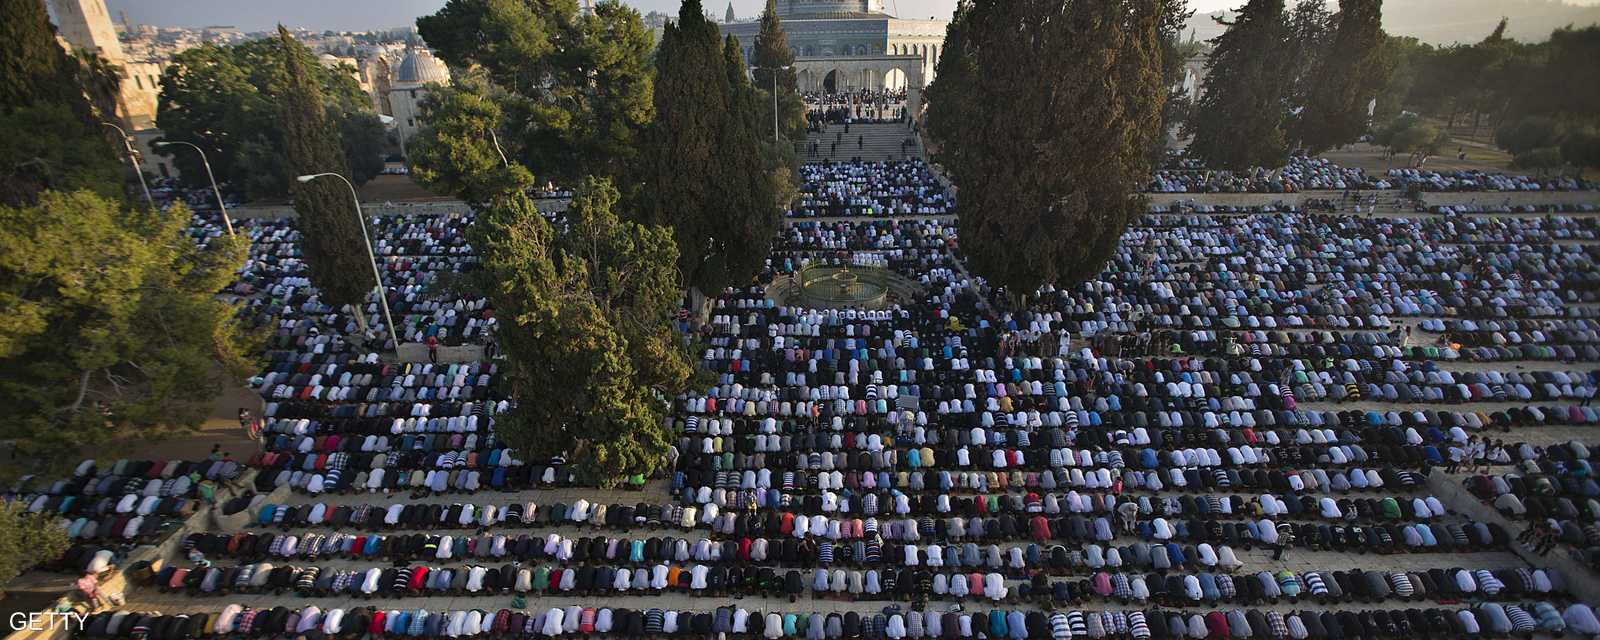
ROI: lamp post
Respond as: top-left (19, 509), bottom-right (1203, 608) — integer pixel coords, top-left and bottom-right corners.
top-left (770, 65), bottom-right (793, 144)
top-left (155, 141), bottom-right (235, 236)
top-left (296, 172), bottom-right (398, 357)
top-left (101, 122), bottom-right (154, 208)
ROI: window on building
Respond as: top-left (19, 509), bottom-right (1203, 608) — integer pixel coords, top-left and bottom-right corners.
top-left (134, 76), bottom-right (142, 90)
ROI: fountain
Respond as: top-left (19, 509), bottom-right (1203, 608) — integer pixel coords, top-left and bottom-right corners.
top-left (786, 264), bottom-right (892, 309)
top-left (831, 267), bottom-right (861, 298)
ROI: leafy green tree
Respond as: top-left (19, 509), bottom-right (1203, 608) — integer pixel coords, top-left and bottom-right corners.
top-left (471, 179), bottom-right (689, 486)
top-left (1560, 128), bottom-right (1600, 177)
top-left (156, 37), bottom-right (384, 201)
top-left (0, 502), bottom-right (69, 594)
top-left (1296, 0), bottom-right (1390, 153)
top-left (417, 0), bottom-right (655, 183)
top-left (1371, 35), bottom-right (1430, 123)
top-left (276, 26), bottom-right (380, 313)
top-left (928, 0), bottom-right (1166, 295)
top-left (1511, 147), bottom-right (1563, 174)
top-left (1494, 115), bottom-right (1563, 157)
top-left (751, 0), bottom-right (807, 141)
top-left (1184, 0), bottom-right (1291, 169)
top-left (0, 0), bottom-right (122, 207)
top-left (1375, 113), bottom-right (1449, 166)
top-left (635, 1), bottom-right (780, 293)
top-left (0, 191), bottom-right (255, 471)
top-left (407, 72), bottom-right (535, 207)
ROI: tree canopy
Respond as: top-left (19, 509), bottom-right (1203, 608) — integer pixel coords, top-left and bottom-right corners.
top-left (277, 26), bottom-right (384, 313)
top-left (417, 0), bottom-right (655, 184)
top-left (156, 34), bottom-right (384, 201)
top-left (407, 71), bottom-right (536, 208)
top-left (928, 0), bottom-right (1166, 295)
top-left (470, 179), bottom-right (689, 486)
top-left (1183, 0), bottom-right (1292, 169)
top-left (0, 191), bottom-right (255, 471)
top-left (1374, 112), bottom-right (1449, 166)
top-left (1295, 0), bottom-right (1391, 153)
top-left (0, 502), bottom-right (69, 595)
top-left (633, 1), bottom-right (784, 293)
top-left (751, 0), bottom-right (807, 141)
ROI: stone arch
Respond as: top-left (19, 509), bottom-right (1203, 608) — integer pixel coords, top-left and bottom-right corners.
top-left (823, 68), bottom-right (843, 93)
top-left (797, 68), bottom-right (815, 92)
top-left (884, 68), bottom-right (907, 91)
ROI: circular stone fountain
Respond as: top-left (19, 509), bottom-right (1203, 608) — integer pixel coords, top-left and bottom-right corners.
top-left (791, 264), bottom-right (892, 309)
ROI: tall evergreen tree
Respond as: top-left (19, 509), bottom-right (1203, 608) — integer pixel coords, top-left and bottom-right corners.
top-left (1297, 0), bottom-right (1390, 153)
top-left (471, 179), bottom-right (689, 486)
top-left (1184, 0), bottom-right (1292, 169)
top-left (1283, 0), bottom-right (1334, 112)
top-left (751, 0), bottom-right (807, 140)
top-left (0, 0), bottom-right (123, 207)
top-left (276, 27), bottom-right (380, 315)
top-left (635, 1), bottom-right (779, 293)
top-left (927, 0), bottom-right (1166, 295)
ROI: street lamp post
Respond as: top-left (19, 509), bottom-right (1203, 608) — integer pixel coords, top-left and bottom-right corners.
top-left (101, 122), bottom-right (154, 208)
top-left (296, 172), bottom-right (398, 358)
top-left (155, 141), bottom-right (235, 236)
top-left (770, 65), bottom-right (794, 145)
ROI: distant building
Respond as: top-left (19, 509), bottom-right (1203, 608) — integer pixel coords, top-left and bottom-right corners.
top-left (719, 0), bottom-right (946, 97)
top-left (387, 48), bottom-right (451, 156)
top-left (48, 0), bottom-right (161, 130)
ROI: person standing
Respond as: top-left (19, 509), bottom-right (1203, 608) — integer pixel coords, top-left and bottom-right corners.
top-left (1272, 523), bottom-right (1295, 561)
top-left (238, 408), bottom-right (259, 443)
top-left (426, 335), bottom-right (440, 364)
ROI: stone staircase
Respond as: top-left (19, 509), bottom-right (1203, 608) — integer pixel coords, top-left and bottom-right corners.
top-left (801, 122), bottom-right (924, 163)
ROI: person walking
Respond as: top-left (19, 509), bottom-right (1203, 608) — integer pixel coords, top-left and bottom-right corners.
top-left (1272, 523), bottom-right (1295, 561)
top-left (238, 408), bottom-right (259, 443)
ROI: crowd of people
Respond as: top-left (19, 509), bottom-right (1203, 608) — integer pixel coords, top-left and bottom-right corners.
top-left (805, 90), bottom-right (910, 128)
top-left (790, 161), bottom-right (952, 218)
top-left (23, 145), bottom-right (1600, 638)
top-left (1149, 154), bottom-right (1600, 194)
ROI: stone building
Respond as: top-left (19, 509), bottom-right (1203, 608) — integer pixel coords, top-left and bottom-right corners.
top-left (719, 0), bottom-right (947, 96)
top-left (48, 0), bottom-right (161, 130)
top-left (387, 48), bottom-right (451, 156)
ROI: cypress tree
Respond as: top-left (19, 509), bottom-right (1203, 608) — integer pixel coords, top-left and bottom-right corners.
top-left (1297, 0), bottom-right (1390, 153)
top-left (752, 0), bottom-right (797, 93)
top-left (472, 179), bottom-right (688, 487)
top-left (276, 27), bottom-right (380, 316)
top-left (752, 0), bottom-right (807, 140)
top-left (928, 0), bottom-right (1167, 296)
top-left (636, 0), bottom-right (778, 292)
top-left (1184, 0), bottom-right (1292, 169)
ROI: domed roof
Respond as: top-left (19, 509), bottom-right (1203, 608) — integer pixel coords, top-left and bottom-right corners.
top-left (779, 0), bottom-right (889, 19)
top-left (393, 49), bottom-right (450, 86)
